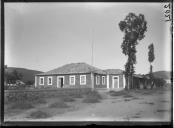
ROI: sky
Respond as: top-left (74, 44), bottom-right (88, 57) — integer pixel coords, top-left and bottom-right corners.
top-left (5, 2), bottom-right (171, 74)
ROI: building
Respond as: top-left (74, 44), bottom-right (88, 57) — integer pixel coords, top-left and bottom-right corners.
top-left (35, 62), bottom-right (126, 89)
top-left (104, 69), bottom-right (125, 89)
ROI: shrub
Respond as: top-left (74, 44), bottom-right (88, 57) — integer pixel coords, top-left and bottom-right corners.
top-left (71, 93), bottom-right (83, 98)
top-left (153, 78), bottom-right (166, 87)
top-left (49, 101), bottom-right (69, 108)
top-left (108, 90), bottom-right (127, 96)
top-left (28, 110), bottom-right (51, 119)
top-left (32, 98), bottom-right (47, 104)
top-left (62, 96), bottom-right (75, 102)
top-left (82, 90), bottom-right (102, 103)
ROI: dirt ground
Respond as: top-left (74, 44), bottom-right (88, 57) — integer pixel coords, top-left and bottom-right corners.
top-left (4, 86), bottom-right (171, 122)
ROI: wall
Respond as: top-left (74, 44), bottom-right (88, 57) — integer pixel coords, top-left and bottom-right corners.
top-left (108, 74), bottom-right (124, 89)
top-left (35, 73), bottom-right (92, 88)
top-left (93, 74), bottom-right (107, 88)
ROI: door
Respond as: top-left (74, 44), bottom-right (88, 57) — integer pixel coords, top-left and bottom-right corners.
top-left (57, 76), bottom-right (64, 88)
top-left (59, 78), bottom-right (63, 88)
top-left (113, 76), bottom-right (119, 89)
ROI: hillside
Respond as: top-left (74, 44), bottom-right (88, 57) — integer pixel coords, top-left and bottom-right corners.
top-left (5, 67), bottom-right (43, 83)
top-left (152, 71), bottom-right (171, 79)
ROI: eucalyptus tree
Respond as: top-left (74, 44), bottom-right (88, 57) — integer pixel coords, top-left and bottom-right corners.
top-left (119, 13), bottom-right (147, 90)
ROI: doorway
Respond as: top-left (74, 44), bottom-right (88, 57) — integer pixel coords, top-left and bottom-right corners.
top-left (112, 76), bottom-right (119, 89)
top-left (57, 76), bottom-right (64, 88)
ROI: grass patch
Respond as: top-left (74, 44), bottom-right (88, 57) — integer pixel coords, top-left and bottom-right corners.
top-left (131, 115), bottom-right (141, 118)
top-left (62, 96), bottom-right (75, 102)
top-left (27, 110), bottom-right (52, 119)
top-left (139, 101), bottom-right (155, 105)
top-left (156, 109), bottom-right (169, 113)
top-left (108, 90), bottom-right (134, 98)
top-left (108, 90), bottom-right (126, 96)
top-left (131, 97), bottom-right (140, 100)
top-left (124, 99), bottom-right (131, 102)
top-left (5, 88), bottom-right (91, 103)
top-left (32, 98), bottom-right (47, 104)
top-left (82, 90), bottom-right (102, 103)
top-left (9, 101), bottom-right (34, 110)
top-left (160, 100), bottom-right (169, 103)
top-left (135, 112), bottom-right (141, 115)
top-left (123, 94), bottom-right (134, 98)
top-left (71, 93), bottom-right (83, 98)
top-left (49, 100), bottom-right (70, 108)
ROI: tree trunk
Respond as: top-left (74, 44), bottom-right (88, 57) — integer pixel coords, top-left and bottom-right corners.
top-left (150, 64), bottom-right (153, 89)
top-left (127, 76), bottom-right (130, 90)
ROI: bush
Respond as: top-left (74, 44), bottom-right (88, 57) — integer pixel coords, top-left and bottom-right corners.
top-left (82, 90), bottom-right (102, 103)
top-left (108, 90), bottom-right (127, 96)
top-left (32, 98), bottom-right (47, 104)
top-left (153, 78), bottom-right (166, 87)
top-left (48, 101), bottom-right (69, 108)
top-left (28, 110), bottom-right (51, 119)
top-left (62, 96), bottom-right (75, 102)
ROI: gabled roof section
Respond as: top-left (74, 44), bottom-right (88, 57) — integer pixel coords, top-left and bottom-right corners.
top-left (104, 69), bottom-right (124, 74)
top-left (36, 62), bottom-right (106, 75)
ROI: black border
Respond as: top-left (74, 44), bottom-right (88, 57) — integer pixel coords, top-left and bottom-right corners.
top-left (1, 0), bottom-right (173, 127)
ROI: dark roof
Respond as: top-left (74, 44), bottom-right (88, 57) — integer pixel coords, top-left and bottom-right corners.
top-left (133, 74), bottom-right (150, 79)
top-left (104, 69), bottom-right (124, 74)
top-left (133, 74), bottom-right (144, 78)
top-left (36, 62), bottom-right (106, 75)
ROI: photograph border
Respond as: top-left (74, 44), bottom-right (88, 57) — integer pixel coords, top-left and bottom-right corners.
top-left (1, 0), bottom-right (173, 126)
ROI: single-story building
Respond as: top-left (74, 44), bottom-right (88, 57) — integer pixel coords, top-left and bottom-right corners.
top-left (35, 62), bottom-right (126, 90)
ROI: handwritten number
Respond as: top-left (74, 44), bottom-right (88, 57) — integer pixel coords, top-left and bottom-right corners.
top-left (164, 4), bottom-right (170, 9)
top-left (164, 3), bottom-right (171, 22)
top-left (165, 10), bottom-right (170, 14)
top-left (165, 15), bottom-right (170, 18)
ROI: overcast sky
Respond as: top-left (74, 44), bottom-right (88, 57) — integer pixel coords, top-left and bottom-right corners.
top-left (5, 2), bottom-right (171, 74)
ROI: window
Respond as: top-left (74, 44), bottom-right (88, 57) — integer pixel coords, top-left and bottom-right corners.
top-left (96, 75), bottom-right (100, 85)
top-left (47, 76), bottom-right (52, 85)
top-left (69, 76), bottom-right (75, 85)
top-left (39, 77), bottom-right (44, 85)
top-left (102, 76), bottom-right (105, 85)
top-left (80, 75), bottom-right (86, 85)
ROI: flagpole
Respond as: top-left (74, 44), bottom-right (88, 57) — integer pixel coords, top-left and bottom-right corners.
top-left (91, 28), bottom-right (94, 66)
top-left (91, 27), bottom-right (94, 91)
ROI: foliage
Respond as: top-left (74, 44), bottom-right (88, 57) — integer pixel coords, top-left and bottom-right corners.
top-left (4, 84), bottom-right (33, 90)
top-left (26, 80), bottom-right (34, 85)
top-left (108, 90), bottom-right (133, 97)
top-left (9, 101), bottom-right (34, 110)
top-left (62, 96), bottom-right (75, 102)
top-left (148, 43), bottom-right (155, 63)
top-left (82, 90), bottom-right (102, 103)
top-left (119, 13), bottom-right (147, 89)
top-left (5, 69), bottom-right (23, 84)
top-left (28, 110), bottom-right (51, 119)
top-left (48, 100), bottom-right (69, 108)
top-left (153, 77), bottom-right (166, 87)
top-left (5, 88), bottom-right (92, 104)
top-left (148, 43), bottom-right (155, 80)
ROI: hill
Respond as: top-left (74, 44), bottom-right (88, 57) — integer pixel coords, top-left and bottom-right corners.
top-left (5, 67), bottom-right (43, 83)
top-left (152, 71), bottom-right (171, 79)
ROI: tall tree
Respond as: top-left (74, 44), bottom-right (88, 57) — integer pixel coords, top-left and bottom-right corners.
top-left (119, 13), bottom-right (147, 90)
top-left (148, 43), bottom-right (155, 88)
